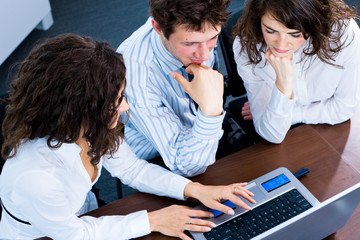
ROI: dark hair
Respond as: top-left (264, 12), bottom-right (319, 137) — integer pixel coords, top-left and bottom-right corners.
top-left (149, 0), bottom-right (231, 39)
top-left (233, 0), bottom-right (357, 66)
top-left (2, 34), bottom-right (127, 165)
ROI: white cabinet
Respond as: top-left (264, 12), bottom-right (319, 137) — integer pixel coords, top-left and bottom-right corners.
top-left (0, 0), bottom-right (53, 65)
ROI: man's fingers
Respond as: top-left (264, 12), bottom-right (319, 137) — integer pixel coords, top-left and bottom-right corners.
top-left (185, 63), bottom-right (211, 74)
top-left (242, 108), bottom-right (251, 115)
top-left (171, 71), bottom-right (191, 92)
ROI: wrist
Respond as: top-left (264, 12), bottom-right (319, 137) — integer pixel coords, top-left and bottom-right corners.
top-left (275, 80), bottom-right (293, 99)
top-left (184, 182), bottom-right (203, 199)
top-left (200, 106), bottom-right (224, 117)
top-left (148, 211), bottom-right (159, 232)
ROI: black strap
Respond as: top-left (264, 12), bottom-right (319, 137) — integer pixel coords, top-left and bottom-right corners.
top-left (0, 198), bottom-right (31, 225)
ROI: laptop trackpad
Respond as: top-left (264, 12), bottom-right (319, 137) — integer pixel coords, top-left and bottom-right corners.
top-left (208, 184), bottom-right (267, 217)
top-left (240, 184), bottom-right (266, 206)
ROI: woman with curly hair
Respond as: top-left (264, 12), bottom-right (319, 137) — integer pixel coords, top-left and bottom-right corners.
top-left (0, 34), bottom-right (254, 240)
top-left (233, 0), bottom-right (360, 143)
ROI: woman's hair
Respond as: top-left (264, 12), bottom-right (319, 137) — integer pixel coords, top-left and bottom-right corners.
top-left (233, 0), bottom-right (357, 65)
top-left (2, 34), bottom-right (127, 165)
top-left (149, 0), bottom-right (231, 39)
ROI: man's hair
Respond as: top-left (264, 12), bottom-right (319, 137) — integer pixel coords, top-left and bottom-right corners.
top-left (233, 0), bottom-right (357, 66)
top-left (149, 0), bottom-right (231, 39)
top-left (2, 34), bottom-right (127, 165)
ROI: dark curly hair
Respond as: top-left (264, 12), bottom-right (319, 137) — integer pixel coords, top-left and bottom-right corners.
top-left (2, 34), bottom-right (127, 165)
top-left (233, 0), bottom-right (357, 66)
top-left (149, 0), bottom-right (231, 39)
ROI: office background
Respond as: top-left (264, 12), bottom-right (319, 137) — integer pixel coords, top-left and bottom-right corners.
top-left (0, 0), bottom-right (359, 204)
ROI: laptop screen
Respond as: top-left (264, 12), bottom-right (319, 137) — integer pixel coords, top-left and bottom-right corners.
top-left (262, 174), bottom-right (290, 192)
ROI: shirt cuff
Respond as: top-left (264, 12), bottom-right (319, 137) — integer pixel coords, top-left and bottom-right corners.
top-left (168, 175), bottom-right (192, 200)
top-left (128, 210), bottom-right (152, 237)
top-left (268, 86), bottom-right (294, 116)
top-left (192, 109), bottom-right (225, 140)
top-left (291, 104), bottom-right (303, 124)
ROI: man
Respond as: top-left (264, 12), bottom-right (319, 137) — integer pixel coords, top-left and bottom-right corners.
top-left (117, 0), bottom-right (231, 177)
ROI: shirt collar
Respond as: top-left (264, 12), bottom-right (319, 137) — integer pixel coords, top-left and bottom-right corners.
top-left (150, 26), bottom-right (184, 75)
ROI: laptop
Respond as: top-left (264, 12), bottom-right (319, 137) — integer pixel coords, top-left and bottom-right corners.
top-left (190, 167), bottom-right (360, 240)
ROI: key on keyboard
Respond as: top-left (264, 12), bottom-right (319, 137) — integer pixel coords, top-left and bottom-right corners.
top-left (204, 189), bottom-right (312, 240)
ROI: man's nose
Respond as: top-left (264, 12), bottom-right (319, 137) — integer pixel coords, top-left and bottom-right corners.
top-left (194, 43), bottom-right (210, 61)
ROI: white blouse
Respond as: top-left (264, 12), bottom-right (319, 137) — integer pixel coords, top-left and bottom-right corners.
top-left (0, 138), bottom-right (190, 240)
top-left (233, 19), bottom-right (360, 143)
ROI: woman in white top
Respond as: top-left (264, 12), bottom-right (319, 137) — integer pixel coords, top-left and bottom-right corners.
top-left (232, 0), bottom-right (360, 143)
top-left (0, 34), bottom-right (255, 240)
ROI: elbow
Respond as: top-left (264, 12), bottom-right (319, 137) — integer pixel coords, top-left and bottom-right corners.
top-left (256, 128), bottom-right (285, 144)
top-left (175, 160), bottom-right (212, 177)
top-left (180, 165), bottom-right (208, 178)
top-left (174, 153), bottom-right (215, 177)
top-left (263, 133), bottom-right (285, 144)
top-left (254, 120), bottom-right (287, 144)
top-left (267, 138), bottom-right (284, 144)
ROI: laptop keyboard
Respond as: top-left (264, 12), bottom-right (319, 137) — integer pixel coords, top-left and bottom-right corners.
top-left (203, 189), bottom-right (312, 240)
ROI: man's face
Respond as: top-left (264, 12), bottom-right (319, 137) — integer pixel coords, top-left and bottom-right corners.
top-left (156, 21), bottom-right (221, 66)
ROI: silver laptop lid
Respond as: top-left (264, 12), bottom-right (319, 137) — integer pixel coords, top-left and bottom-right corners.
top-left (190, 167), bottom-right (320, 240)
top-left (253, 182), bottom-right (360, 240)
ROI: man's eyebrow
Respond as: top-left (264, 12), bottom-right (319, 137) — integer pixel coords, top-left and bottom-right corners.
top-left (181, 33), bottom-right (220, 44)
top-left (263, 23), bottom-right (301, 34)
top-left (210, 33), bottom-right (220, 39)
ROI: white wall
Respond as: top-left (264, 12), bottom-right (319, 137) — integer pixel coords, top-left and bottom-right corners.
top-left (0, 0), bottom-right (53, 65)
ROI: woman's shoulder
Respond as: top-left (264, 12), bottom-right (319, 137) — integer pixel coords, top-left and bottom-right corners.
top-left (330, 19), bottom-right (360, 59)
top-left (13, 138), bottom-right (81, 170)
top-left (347, 19), bottom-right (360, 40)
top-left (0, 140), bottom-right (66, 200)
top-left (336, 19), bottom-right (360, 43)
top-left (342, 19), bottom-right (360, 32)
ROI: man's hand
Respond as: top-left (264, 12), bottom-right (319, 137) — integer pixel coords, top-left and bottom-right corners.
top-left (241, 101), bottom-right (253, 120)
top-left (171, 64), bottom-right (224, 117)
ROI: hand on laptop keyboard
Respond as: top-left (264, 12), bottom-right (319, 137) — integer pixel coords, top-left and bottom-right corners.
top-left (147, 182), bottom-right (256, 240)
top-left (184, 182), bottom-right (256, 215)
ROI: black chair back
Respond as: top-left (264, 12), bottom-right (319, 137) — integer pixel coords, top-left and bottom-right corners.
top-left (218, 9), bottom-right (246, 97)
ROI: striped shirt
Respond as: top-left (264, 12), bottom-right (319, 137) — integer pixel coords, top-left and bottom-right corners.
top-left (117, 17), bottom-right (225, 177)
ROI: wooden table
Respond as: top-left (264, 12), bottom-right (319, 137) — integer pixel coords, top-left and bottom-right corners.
top-left (38, 108), bottom-right (360, 240)
top-left (85, 119), bottom-right (360, 239)
top-left (312, 106), bottom-right (360, 174)
top-left (310, 107), bottom-right (360, 240)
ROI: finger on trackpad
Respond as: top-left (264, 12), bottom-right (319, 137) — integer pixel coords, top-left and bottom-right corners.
top-left (241, 183), bottom-right (266, 205)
